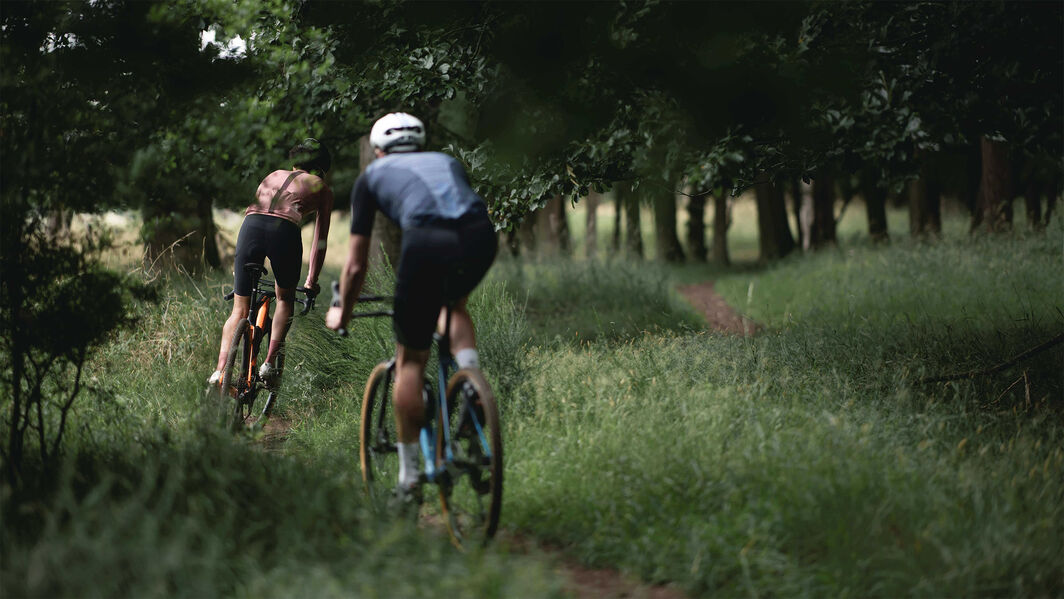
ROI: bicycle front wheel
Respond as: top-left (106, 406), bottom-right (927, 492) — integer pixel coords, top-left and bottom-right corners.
top-left (360, 361), bottom-right (398, 496)
top-left (219, 320), bottom-right (254, 431)
top-left (437, 367), bottom-right (503, 547)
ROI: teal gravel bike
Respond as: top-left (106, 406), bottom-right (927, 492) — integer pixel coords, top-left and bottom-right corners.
top-left (332, 281), bottom-right (503, 548)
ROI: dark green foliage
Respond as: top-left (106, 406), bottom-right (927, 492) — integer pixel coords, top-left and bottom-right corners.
top-left (0, 219), bottom-right (147, 486)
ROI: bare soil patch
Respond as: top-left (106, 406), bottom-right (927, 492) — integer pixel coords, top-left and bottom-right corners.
top-left (678, 280), bottom-right (762, 336)
top-left (500, 533), bottom-right (687, 599)
top-left (255, 416), bottom-right (293, 452)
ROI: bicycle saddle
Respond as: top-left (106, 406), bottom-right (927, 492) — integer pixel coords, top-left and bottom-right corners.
top-left (243, 263), bottom-right (268, 277)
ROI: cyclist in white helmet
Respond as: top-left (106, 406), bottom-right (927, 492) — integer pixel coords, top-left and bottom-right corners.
top-left (326, 113), bottom-right (497, 502)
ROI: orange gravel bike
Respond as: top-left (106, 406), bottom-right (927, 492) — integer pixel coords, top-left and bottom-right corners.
top-left (217, 262), bottom-right (316, 431)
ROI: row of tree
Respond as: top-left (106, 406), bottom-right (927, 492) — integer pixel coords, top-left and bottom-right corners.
top-left (2, 1), bottom-right (1061, 481)
top-left (6, 1), bottom-right (1060, 268)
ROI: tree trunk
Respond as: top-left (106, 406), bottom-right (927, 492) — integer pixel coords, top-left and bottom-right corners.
top-left (617, 182), bottom-right (643, 259)
top-left (909, 160), bottom-right (942, 238)
top-left (972, 135), bottom-right (1014, 233)
top-left (142, 192), bottom-right (221, 274)
top-left (505, 228), bottom-right (521, 257)
top-left (611, 187), bottom-right (622, 253)
top-left (863, 182), bottom-right (890, 243)
top-left (686, 192), bottom-right (707, 263)
top-left (1024, 178), bottom-right (1044, 232)
top-left (1044, 177), bottom-right (1059, 228)
top-left (808, 174), bottom-right (837, 249)
top-left (198, 194), bottom-right (222, 269)
top-left (653, 185), bottom-right (685, 262)
top-left (518, 211), bottom-right (537, 255)
top-left (960, 142), bottom-right (982, 216)
top-left (44, 209), bottom-right (72, 241)
top-left (546, 195), bottom-right (571, 255)
top-left (712, 192), bottom-right (730, 266)
top-left (789, 179), bottom-right (804, 250)
top-left (585, 191), bottom-right (600, 259)
top-left (798, 180), bottom-right (814, 250)
top-left (755, 176), bottom-right (796, 260)
top-left (362, 135), bottom-right (402, 271)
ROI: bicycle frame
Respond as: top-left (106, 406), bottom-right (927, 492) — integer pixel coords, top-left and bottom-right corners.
top-left (343, 280), bottom-right (503, 546)
top-left (221, 262), bottom-right (315, 428)
top-left (245, 292), bottom-right (271, 387)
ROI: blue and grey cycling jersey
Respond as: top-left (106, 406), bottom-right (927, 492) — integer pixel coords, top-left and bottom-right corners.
top-left (349, 151), bottom-right (487, 235)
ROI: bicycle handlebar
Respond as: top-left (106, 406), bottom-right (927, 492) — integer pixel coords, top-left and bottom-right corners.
top-left (330, 280), bottom-right (394, 338)
top-left (222, 281), bottom-right (317, 316)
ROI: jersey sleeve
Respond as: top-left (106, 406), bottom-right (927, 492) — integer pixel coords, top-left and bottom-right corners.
top-left (349, 174), bottom-right (376, 236)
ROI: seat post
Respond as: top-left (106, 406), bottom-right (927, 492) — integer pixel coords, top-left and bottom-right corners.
top-left (438, 303), bottom-right (453, 359)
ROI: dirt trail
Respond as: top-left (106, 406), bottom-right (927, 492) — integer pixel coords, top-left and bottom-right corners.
top-left (500, 534), bottom-right (687, 599)
top-left (677, 280), bottom-right (762, 337)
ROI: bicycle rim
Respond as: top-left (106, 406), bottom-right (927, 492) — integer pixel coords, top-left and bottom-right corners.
top-left (360, 361), bottom-right (398, 500)
top-left (437, 368), bottom-right (503, 548)
top-left (219, 320), bottom-right (254, 431)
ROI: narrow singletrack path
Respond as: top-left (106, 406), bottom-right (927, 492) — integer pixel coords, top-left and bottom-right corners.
top-left (677, 280), bottom-right (762, 336)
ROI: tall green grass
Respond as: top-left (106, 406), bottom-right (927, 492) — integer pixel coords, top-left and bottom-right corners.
top-left (4, 212), bottom-right (1062, 598)
top-left (1, 265), bottom-right (561, 598)
top-left (502, 219), bottom-right (1063, 596)
top-left (490, 257), bottom-right (704, 346)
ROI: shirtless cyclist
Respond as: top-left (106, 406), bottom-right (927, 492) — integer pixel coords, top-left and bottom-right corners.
top-left (210, 139), bottom-right (334, 389)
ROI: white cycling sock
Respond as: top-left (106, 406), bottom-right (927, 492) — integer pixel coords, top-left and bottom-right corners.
top-left (397, 442), bottom-right (420, 489)
top-left (455, 348), bottom-right (479, 370)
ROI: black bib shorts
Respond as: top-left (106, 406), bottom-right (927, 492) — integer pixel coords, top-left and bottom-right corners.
top-left (232, 214), bottom-right (302, 296)
top-left (393, 214), bottom-right (497, 350)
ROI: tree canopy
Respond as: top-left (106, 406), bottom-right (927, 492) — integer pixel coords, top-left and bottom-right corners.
top-left (2, 0), bottom-right (1061, 234)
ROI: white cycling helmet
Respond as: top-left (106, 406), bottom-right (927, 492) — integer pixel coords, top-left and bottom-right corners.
top-left (370, 112), bottom-right (425, 153)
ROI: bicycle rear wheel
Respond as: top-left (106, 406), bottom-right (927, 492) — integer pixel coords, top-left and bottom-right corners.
top-left (219, 320), bottom-right (255, 431)
top-left (437, 367), bottom-right (503, 548)
top-left (360, 361), bottom-right (398, 497)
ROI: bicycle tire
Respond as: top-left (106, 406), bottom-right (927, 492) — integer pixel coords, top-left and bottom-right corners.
top-left (437, 367), bottom-right (503, 547)
top-left (219, 319), bottom-right (254, 431)
top-left (360, 361), bottom-right (398, 496)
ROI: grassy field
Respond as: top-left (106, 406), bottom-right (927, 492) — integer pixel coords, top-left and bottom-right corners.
top-left (3, 202), bottom-right (1062, 597)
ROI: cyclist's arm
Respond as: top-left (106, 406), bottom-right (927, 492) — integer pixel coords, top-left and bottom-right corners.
top-left (335, 233), bottom-right (370, 328)
top-left (329, 174), bottom-right (376, 329)
top-left (305, 184), bottom-right (334, 290)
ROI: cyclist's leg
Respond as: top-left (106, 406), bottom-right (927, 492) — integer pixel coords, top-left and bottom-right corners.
top-left (438, 296), bottom-right (475, 354)
top-left (262, 216), bottom-right (302, 368)
top-left (394, 342), bottom-right (429, 491)
top-left (216, 217), bottom-right (262, 374)
top-left (216, 295), bottom-right (251, 373)
top-left (264, 284), bottom-right (294, 366)
top-left (394, 343), bottom-right (429, 443)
